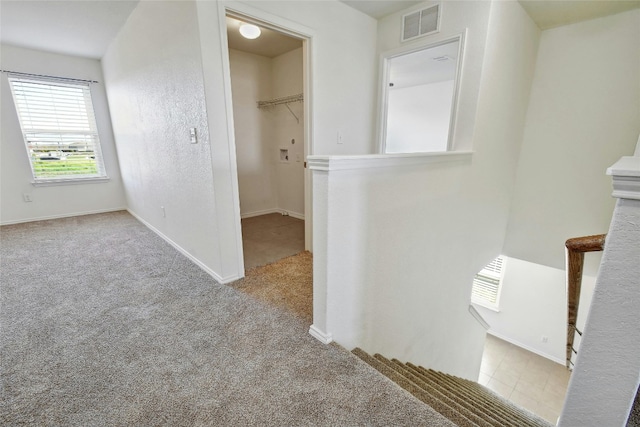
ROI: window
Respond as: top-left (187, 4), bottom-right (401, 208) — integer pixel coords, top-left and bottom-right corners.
top-left (471, 256), bottom-right (506, 311)
top-left (379, 33), bottom-right (465, 154)
top-left (8, 76), bottom-right (107, 183)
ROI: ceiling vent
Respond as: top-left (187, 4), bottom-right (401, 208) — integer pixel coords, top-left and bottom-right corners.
top-left (401, 4), bottom-right (440, 42)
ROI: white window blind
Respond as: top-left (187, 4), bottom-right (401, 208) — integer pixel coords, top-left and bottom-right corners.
top-left (471, 256), bottom-right (505, 310)
top-left (8, 76), bottom-right (107, 181)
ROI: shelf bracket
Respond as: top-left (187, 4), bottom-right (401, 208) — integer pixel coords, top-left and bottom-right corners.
top-left (284, 103), bottom-right (299, 124)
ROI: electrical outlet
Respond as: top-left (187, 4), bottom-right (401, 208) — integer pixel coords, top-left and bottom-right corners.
top-left (337, 131), bottom-right (343, 144)
top-left (161, 206), bottom-right (166, 218)
top-left (23, 193), bottom-right (33, 202)
top-left (541, 336), bottom-right (548, 343)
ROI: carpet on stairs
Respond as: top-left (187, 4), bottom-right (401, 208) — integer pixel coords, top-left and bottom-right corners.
top-left (352, 348), bottom-right (553, 427)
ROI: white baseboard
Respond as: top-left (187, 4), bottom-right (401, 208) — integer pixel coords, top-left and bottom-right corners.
top-left (241, 208), bottom-right (280, 219)
top-left (0, 207), bottom-right (127, 226)
top-left (127, 209), bottom-right (242, 285)
top-left (241, 208), bottom-right (305, 220)
top-left (487, 330), bottom-right (565, 365)
top-left (309, 325), bottom-right (333, 344)
top-left (287, 211), bottom-right (305, 220)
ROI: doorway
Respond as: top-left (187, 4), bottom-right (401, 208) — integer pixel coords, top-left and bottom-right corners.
top-left (225, 12), bottom-right (310, 272)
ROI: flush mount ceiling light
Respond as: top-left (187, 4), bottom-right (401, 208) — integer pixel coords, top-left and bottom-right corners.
top-left (239, 23), bottom-right (261, 39)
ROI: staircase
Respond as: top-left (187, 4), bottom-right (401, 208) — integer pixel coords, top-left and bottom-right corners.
top-left (352, 348), bottom-right (551, 427)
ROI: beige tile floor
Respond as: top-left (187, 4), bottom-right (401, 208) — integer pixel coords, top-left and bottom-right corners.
top-left (241, 213), bottom-right (305, 270)
top-left (479, 334), bottom-right (571, 425)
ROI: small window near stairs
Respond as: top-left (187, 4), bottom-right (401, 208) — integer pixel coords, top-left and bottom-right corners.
top-left (471, 256), bottom-right (506, 311)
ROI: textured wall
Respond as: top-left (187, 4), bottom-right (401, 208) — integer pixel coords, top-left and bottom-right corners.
top-left (377, 0), bottom-right (491, 152)
top-left (560, 196), bottom-right (640, 426)
top-left (102, 1), bottom-right (227, 279)
top-left (310, 0), bottom-right (541, 380)
top-left (504, 10), bottom-right (640, 276)
top-left (229, 49), bottom-right (278, 216)
top-left (229, 47), bottom-right (305, 219)
top-left (0, 45), bottom-right (126, 224)
top-left (271, 47), bottom-right (304, 217)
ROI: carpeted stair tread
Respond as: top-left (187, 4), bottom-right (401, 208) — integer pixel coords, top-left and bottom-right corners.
top-left (352, 348), bottom-right (552, 427)
top-left (406, 363), bottom-right (543, 427)
top-left (370, 353), bottom-right (492, 427)
top-left (416, 366), bottom-right (551, 426)
top-left (405, 363), bottom-right (532, 426)
top-left (351, 348), bottom-right (480, 427)
top-left (386, 358), bottom-right (506, 427)
top-left (399, 361), bottom-right (520, 427)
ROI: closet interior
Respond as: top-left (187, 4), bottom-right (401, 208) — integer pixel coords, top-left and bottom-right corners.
top-left (226, 16), bottom-right (306, 271)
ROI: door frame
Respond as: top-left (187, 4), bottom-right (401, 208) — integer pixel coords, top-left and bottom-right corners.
top-left (217, 2), bottom-right (315, 276)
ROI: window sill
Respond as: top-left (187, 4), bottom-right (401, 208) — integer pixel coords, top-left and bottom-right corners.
top-left (471, 301), bottom-right (501, 313)
top-left (32, 176), bottom-right (110, 187)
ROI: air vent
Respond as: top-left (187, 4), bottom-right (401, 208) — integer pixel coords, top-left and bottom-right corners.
top-left (401, 4), bottom-right (440, 42)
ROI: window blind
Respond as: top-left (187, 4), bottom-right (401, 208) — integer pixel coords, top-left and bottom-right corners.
top-left (8, 76), bottom-right (106, 180)
top-left (471, 256), bottom-right (505, 309)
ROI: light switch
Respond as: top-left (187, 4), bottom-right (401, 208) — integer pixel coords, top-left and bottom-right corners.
top-left (190, 128), bottom-right (198, 144)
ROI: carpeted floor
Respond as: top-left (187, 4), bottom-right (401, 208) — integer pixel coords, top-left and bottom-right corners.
top-left (0, 211), bottom-right (454, 426)
top-left (231, 251), bottom-right (313, 324)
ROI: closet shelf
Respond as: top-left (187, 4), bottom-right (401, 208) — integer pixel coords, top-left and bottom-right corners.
top-left (257, 93), bottom-right (303, 109)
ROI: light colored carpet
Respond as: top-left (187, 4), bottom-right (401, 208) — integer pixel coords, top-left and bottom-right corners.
top-left (231, 251), bottom-right (313, 324)
top-left (0, 211), bottom-right (454, 426)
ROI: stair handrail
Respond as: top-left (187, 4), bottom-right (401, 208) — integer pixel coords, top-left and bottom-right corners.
top-left (564, 233), bottom-right (606, 368)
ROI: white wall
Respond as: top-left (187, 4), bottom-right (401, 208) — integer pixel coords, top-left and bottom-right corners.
top-left (101, 0), bottom-right (379, 282)
top-left (213, 0), bottom-right (379, 156)
top-left (229, 49), bottom-right (277, 216)
top-left (272, 47), bottom-right (304, 217)
top-left (101, 1), bottom-right (229, 280)
top-left (377, 1), bottom-right (491, 152)
top-left (229, 47), bottom-right (305, 219)
top-left (503, 10), bottom-right (640, 277)
top-left (386, 80), bottom-right (454, 153)
top-left (560, 155), bottom-right (640, 425)
top-left (310, 0), bottom-right (540, 379)
top-left (475, 256), bottom-right (597, 364)
top-left (0, 44), bottom-right (126, 224)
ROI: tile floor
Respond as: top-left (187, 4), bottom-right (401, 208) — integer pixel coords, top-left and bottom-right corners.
top-left (241, 213), bottom-right (305, 270)
top-left (479, 334), bottom-right (571, 425)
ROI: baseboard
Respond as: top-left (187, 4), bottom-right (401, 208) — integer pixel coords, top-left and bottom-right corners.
top-left (309, 325), bottom-right (333, 344)
top-left (241, 208), bottom-right (305, 220)
top-left (487, 330), bottom-right (565, 365)
top-left (127, 209), bottom-right (242, 285)
top-left (286, 211), bottom-right (305, 220)
top-left (0, 207), bottom-right (127, 226)
top-left (241, 208), bottom-right (280, 219)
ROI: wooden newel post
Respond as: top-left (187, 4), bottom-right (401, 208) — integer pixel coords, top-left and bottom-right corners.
top-left (564, 234), bottom-right (606, 368)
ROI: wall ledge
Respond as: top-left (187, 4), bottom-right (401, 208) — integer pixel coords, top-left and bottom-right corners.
top-left (308, 151), bottom-right (473, 171)
top-left (607, 156), bottom-right (640, 200)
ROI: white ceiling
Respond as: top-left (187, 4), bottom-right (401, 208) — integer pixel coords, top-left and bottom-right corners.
top-left (340, 0), bottom-right (640, 28)
top-left (519, 0), bottom-right (640, 30)
top-left (341, 0), bottom-right (423, 19)
top-left (0, 1), bottom-right (638, 60)
top-left (0, 0), bottom-right (139, 59)
top-left (226, 17), bottom-right (302, 58)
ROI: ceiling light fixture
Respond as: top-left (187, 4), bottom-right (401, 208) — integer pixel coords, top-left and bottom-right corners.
top-left (239, 23), bottom-right (261, 39)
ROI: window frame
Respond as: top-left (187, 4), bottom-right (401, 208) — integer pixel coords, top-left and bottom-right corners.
top-left (377, 30), bottom-right (466, 154)
top-left (471, 256), bottom-right (506, 312)
top-left (7, 75), bottom-right (109, 185)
